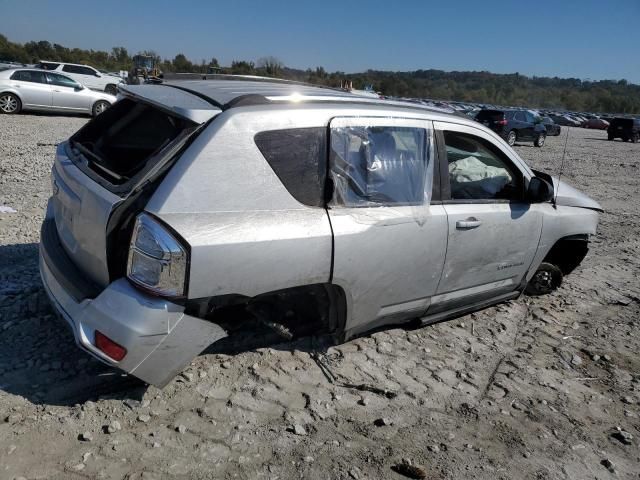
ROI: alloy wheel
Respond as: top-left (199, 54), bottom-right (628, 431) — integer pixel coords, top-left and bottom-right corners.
top-left (531, 270), bottom-right (553, 291)
top-left (94, 101), bottom-right (109, 115)
top-left (0, 94), bottom-right (18, 113)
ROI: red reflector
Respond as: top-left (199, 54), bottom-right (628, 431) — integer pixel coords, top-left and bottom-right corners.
top-left (95, 331), bottom-right (127, 361)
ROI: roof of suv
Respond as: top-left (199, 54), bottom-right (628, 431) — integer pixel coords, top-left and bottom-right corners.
top-left (38, 60), bottom-right (95, 68)
top-left (156, 76), bottom-right (457, 115)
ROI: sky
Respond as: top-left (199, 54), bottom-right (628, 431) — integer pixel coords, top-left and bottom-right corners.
top-left (1, 0), bottom-right (639, 82)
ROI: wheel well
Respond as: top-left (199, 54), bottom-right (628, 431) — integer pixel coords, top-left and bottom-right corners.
top-left (185, 283), bottom-right (347, 340)
top-left (543, 234), bottom-right (589, 275)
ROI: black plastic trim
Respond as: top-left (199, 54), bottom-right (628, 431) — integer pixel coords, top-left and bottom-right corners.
top-left (162, 84), bottom-right (224, 109)
top-left (40, 219), bottom-right (102, 302)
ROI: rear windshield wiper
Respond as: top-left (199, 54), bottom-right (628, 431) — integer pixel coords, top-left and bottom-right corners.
top-left (71, 140), bottom-right (125, 182)
top-left (71, 140), bottom-right (103, 164)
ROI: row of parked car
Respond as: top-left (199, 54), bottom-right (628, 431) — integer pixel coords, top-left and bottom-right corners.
top-left (391, 97), bottom-right (640, 147)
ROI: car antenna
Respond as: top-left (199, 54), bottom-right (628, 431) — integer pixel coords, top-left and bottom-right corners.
top-left (553, 127), bottom-right (570, 209)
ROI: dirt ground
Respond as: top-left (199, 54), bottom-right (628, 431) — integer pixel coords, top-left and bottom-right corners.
top-left (0, 115), bottom-right (639, 480)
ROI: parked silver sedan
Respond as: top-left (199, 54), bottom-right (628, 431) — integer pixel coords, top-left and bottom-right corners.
top-left (0, 68), bottom-right (116, 116)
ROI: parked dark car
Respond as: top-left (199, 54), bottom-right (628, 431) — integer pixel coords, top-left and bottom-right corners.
top-left (608, 118), bottom-right (640, 142)
top-left (540, 116), bottom-right (561, 136)
top-left (550, 115), bottom-right (581, 127)
top-left (476, 109), bottom-right (547, 147)
top-left (584, 118), bottom-right (609, 130)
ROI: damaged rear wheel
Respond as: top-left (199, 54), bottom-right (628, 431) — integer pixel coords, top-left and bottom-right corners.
top-left (525, 262), bottom-right (563, 296)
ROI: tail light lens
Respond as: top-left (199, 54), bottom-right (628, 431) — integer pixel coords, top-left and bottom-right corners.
top-left (498, 119), bottom-right (508, 126)
top-left (127, 213), bottom-right (188, 297)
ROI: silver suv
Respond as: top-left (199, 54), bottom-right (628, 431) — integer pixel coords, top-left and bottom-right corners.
top-left (39, 78), bottom-right (602, 387)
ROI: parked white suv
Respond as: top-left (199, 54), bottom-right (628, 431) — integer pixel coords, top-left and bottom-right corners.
top-left (36, 61), bottom-right (124, 95)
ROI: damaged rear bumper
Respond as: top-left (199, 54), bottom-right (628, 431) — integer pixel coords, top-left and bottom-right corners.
top-left (38, 221), bottom-right (227, 388)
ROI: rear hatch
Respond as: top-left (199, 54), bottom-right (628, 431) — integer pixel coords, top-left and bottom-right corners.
top-left (476, 109), bottom-right (506, 132)
top-left (49, 85), bottom-right (220, 290)
top-left (610, 118), bottom-right (633, 132)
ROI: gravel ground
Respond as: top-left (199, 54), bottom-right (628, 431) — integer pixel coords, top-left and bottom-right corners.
top-left (0, 114), bottom-right (639, 480)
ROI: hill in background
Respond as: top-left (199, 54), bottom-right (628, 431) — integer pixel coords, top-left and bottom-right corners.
top-left (1, 34), bottom-right (638, 114)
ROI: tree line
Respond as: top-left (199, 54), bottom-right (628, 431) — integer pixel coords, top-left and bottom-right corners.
top-left (1, 34), bottom-right (638, 113)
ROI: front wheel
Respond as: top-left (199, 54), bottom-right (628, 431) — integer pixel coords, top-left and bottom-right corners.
top-left (92, 100), bottom-right (110, 117)
top-left (0, 92), bottom-right (21, 114)
top-left (525, 262), bottom-right (563, 296)
top-left (507, 130), bottom-right (517, 146)
top-left (534, 133), bottom-right (546, 147)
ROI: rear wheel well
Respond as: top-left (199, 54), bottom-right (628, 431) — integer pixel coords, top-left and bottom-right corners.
top-left (186, 283), bottom-right (347, 340)
top-left (543, 234), bottom-right (589, 275)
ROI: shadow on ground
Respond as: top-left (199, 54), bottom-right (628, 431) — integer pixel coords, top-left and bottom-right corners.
top-left (0, 242), bottom-right (345, 407)
top-left (0, 242), bottom-right (146, 407)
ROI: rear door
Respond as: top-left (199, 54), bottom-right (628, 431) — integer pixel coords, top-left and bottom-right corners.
top-left (432, 121), bottom-right (543, 311)
top-left (326, 117), bottom-right (448, 333)
top-left (512, 111), bottom-right (533, 140)
top-left (9, 70), bottom-right (51, 108)
top-left (62, 64), bottom-right (100, 90)
top-left (49, 88), bottom-right (221, 287)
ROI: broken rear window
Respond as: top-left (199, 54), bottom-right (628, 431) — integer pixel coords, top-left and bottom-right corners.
top-left (70, 98), bottom-right (196, 188)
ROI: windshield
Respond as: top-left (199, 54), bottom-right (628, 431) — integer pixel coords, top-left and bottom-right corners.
top-left (136, 57), bottom-right (154, 69)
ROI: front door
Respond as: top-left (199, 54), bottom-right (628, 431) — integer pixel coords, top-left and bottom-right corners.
top-left (45, 73), bottom-right (91, 112)
top-left (326, 117), bottom-right (448, 334)
top-left (432, 122), bottom-right (543, 310)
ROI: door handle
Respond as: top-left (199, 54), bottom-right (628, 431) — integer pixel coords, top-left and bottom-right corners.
top-left (456, 217), bottom-right (482, 229)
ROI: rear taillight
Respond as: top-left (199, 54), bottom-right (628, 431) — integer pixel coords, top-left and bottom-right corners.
top-left (498, 119), bottom-right (508, 126)
top-left (127, 213), bottom-right (188, 297)
top-left (95, 331), bottom-right (127, 361)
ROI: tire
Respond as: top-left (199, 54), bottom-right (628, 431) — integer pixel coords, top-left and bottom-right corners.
top-left (525, 262), bottom-right (563, 296)
top-left (92, 100), bottom-right (110, 117)
top-left (632, 133), bottom-right (639, 144)
top-left (622, 136), bottom-right (629, 142)
top-left (506, 130), bottom-right (517, 146)
top-left (0, 92), bottom-right (21, 114)
top-left (534, 133), bottom-right (546, 147)
top-left (607, 133), bottom-right (614, 141)
top-left (104, 84), bottom-right (117, 96)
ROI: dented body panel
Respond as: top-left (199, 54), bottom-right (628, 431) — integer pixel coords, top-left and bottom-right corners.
top-left (39, 78), bottom-right (601, 387)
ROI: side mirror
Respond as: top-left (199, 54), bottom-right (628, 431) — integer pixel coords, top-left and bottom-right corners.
top-left (526, 177), bottom-right (554, 203)
top-left (95, 73), bottom-right (102, 77)
top-left (74, 85), bottom-right (84, 91)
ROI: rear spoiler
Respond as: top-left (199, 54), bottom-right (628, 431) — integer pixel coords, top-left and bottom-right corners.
top-left (118, 84), bottom-right (221, 124)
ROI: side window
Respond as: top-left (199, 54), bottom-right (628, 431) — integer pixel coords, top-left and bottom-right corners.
top-left (330, 125), bottom-right (428, 206)
top-left (254, 127), bottom-right (327, 207)
top-left (62, 65), bottom-right (83, 75)
top-left (79, 66), bottom-right (96, 76)
top-left (525, 111), bottom-right (536, 123)
top-left (444, 131), bottom-right (523, 201)
top-left (46, 73), bottom-right (80, 88)
top-left (36, 62), bottom-right (60, 70)
top-left (10, 70), bottom-right (46, 83)
top-left (514, 112), bottom-right (525, 122)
